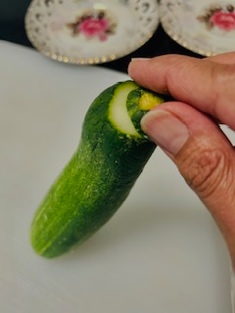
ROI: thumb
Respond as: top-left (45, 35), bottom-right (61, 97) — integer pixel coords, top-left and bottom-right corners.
top-left (141, 102), bottom-right (235, 268)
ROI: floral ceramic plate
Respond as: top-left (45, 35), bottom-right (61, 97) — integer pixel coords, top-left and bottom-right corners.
top-left (160, 0), bottom-right (235, 56)
top-left (25, 0), bottom-right (159, 64)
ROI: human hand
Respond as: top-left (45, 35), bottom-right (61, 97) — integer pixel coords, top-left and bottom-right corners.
top-left (128, 53), bottom-right (235, 268)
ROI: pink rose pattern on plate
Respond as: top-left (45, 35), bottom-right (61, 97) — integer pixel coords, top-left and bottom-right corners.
top-left (67, 10), bottom-right (117, 41)
top-left (198, 3), bottom-right (235, 31)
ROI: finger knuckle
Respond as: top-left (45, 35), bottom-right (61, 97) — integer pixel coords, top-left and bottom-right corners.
top-left (179, 146), bottom-right (228, 199)
top-left (212, 64), bottom-right (235, 116)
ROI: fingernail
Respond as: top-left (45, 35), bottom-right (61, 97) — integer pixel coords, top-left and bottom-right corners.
top-left (141, 110), bottom-right (189, 155)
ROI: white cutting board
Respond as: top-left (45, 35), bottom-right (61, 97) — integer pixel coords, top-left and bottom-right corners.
top-left (0, 40), bottom-right (232, 313)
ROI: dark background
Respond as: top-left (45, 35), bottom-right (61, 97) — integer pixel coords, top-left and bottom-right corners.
top-left (0, 0), bottom-right (202, 73)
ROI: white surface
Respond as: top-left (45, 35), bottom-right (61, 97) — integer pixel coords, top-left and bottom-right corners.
top-left (0, 40), bottom-right (232, 313)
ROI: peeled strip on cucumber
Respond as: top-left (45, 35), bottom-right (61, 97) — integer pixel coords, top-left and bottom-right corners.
top-left (31, 81), bottom-right (166, 258)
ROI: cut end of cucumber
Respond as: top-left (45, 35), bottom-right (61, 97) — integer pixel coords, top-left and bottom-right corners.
top-left (108, 81), bottom-right (141, 138)
top-left (139, 92), bottom-right (164, 111)
top-left (109, 81), bottom-right (166, 138)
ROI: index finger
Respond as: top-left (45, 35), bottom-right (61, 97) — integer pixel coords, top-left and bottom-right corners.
top-left (128, 55), bottom-right (235, 130)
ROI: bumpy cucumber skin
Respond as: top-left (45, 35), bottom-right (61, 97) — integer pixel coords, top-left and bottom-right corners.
top-left (31, 81), bottom-right (163, 258)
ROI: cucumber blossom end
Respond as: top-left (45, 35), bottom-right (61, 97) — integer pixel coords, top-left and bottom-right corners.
top-left (126, 87), bottom-right (165, 136)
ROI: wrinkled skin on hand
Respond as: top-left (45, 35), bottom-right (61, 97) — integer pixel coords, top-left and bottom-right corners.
top-left (128, 53), bottom-right (235, 269)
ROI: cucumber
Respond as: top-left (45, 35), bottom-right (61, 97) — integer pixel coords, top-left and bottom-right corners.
top-left (31, 81), bottom-right (165, 258)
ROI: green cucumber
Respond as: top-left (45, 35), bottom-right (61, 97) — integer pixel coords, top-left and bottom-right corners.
top-left (31, 81), bottom-right (166, 258)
